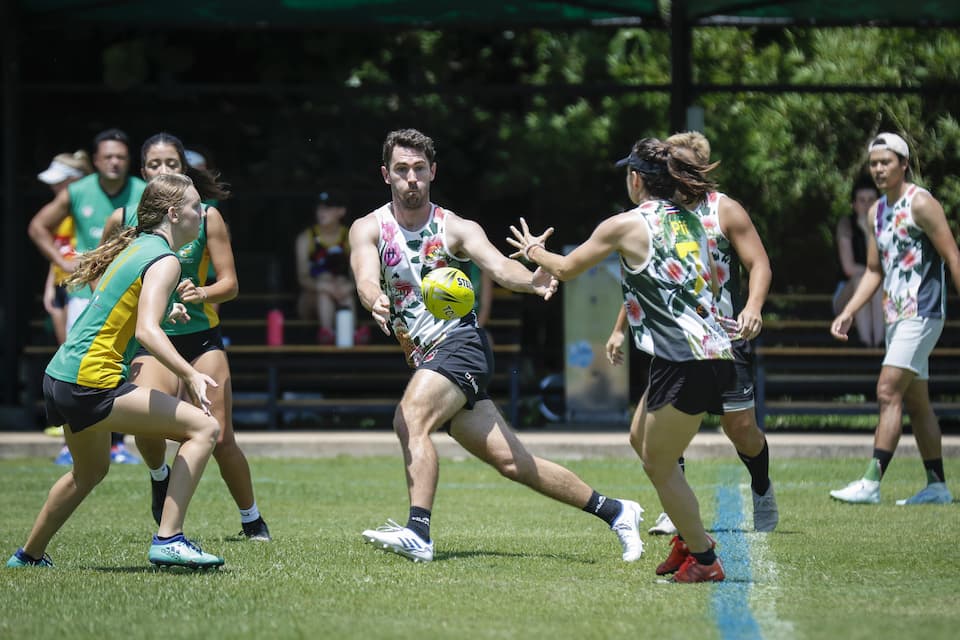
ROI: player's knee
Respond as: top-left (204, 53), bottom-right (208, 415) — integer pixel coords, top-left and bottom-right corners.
top-left (628, 429), bottom-right (643, 456)
top-left (73, 460), bottom-right (110, 491)
top-left (876, 381), bottom-right (902, 407)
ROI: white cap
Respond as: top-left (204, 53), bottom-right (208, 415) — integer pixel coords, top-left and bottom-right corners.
top-left (37, 160), bottom-right (84, 185)
top-left (867, 132), bottom-right (909, 159)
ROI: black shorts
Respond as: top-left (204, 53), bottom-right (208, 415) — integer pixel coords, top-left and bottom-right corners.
top-left (646, 358), bottom-right (735, 416)
top-left (721, 340), bottom-right (756, 412)
top-left (418, 326), bottom-right (493, 409)
top-left (51, 285), bottom-right (68, 310)
top-left (133, 325), bottom-right (225, 363)
top-left (43, 373), bottom-right (137, 433)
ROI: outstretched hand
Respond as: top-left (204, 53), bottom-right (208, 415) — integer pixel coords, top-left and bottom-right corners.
top-left (531, 267), bottom-right (559, 301)
top-left (506, 217), bottom-right (554, 261)
top-left (182, 370), bottom-right (218, 416)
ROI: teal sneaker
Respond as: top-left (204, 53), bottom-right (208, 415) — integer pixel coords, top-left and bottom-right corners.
top-left (896, 482), bottom-right (953, 505)
top-left (148, 534), bottom-right (224, 569)
top-left (7, 548), bottom-right (54, 568)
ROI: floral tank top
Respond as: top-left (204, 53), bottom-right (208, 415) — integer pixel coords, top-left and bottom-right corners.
top-left (875, 184), bottom-right (946, 324)
top-left (375, 203), bottom-right (474, 367)
top-left (691, 192), bottom-right (743, 320)
top-left (620, 199), bottom-right (732, 362)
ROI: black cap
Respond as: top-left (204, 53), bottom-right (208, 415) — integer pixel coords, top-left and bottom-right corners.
top-left (317, 189), bottom-right (347, 207)
top-left (615, 151), bottom-right (666, 176)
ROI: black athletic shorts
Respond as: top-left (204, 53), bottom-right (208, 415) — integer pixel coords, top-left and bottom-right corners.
top-left (133, 325), bottom-right (225, 363)
top-left (418, 326), bottom-right (493, 409)
top-left (721, 339), bottom-right (756, 412)
top-left (51, 285), bottom-right (68, 310)
top-left (646, 358), bottom-right (735, 416)
top-left (43, 373), bottom-right (137, 433)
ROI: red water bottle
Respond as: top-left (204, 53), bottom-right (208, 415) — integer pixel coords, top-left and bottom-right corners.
top-left (266, 309), bottom-right (284, 346)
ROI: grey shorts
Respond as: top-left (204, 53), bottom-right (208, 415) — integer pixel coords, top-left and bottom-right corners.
top-left (418, 326), bottom-right (493, 409)
top-left (721, 340), bottom-right (756, 413)
top-left (883, 317), bottom-right (944, 380)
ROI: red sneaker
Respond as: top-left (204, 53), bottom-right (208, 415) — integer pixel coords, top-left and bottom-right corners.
top-left (671, 554), bottom-right (725, 583)
top-left (656, 535), bottom-right (689, 575)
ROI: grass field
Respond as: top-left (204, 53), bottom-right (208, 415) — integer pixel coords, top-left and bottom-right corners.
top-left (1, 454), bottom-right (958, 639)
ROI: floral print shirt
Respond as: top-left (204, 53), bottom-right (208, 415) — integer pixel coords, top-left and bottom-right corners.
top-left (691, 191), bottom-right (742, 320)
top-left (620, 199), bottom-right (733, 362)
top-left (375, 203), bottom-right (474, 367)
top-left (875, 185), bottom-right (946, 324)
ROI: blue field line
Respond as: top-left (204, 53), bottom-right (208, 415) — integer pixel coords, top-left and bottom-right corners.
top-left (711, 466), bottom-right (762, 640)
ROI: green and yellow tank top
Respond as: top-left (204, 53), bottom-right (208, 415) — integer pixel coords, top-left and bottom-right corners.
top-left (46, 233), bottom-right (176, 388)
top-left (123, 205), bottom-right (220, 335)
top-left (68, 174), bottom-right (146, 299)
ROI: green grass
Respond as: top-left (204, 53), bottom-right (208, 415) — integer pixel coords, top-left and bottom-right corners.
top-left (1, 455), bottom-right (958, 639)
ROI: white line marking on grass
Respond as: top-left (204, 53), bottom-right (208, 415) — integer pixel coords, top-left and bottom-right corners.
top-left (740, 483), bottom-right (794, 639)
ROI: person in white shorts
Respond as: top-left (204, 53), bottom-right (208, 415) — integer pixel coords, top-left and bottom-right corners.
top-left (830, 132), bottom-right (960, 505)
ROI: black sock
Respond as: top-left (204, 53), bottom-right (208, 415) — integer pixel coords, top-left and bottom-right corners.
top-left (583, 491), bottom-right (621, 526)
top-left (738, 441), bottom-right (770, 495)
top-left (691, 547), bottom-right (717, 565)
top-left (155, 532), bottom-right (183, 543)
top-left (923, 458), bottom-right (946, 484)
top-left (406, 506), bottom-right (431, 542)
top-left (873, 448), bottom-right (894, 478)
top-left (678, 456), bottom-right (686, 474)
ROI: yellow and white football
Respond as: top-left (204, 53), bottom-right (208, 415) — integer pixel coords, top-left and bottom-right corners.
top-left (421, 267), bottom-right (475, 320)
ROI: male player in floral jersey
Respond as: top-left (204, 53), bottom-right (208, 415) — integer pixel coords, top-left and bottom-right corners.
top-left (831, 132), bottom-right (960, 505)
top-left (351, 128), bottom-right (644, 564)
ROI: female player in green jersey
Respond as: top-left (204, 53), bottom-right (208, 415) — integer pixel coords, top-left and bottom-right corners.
top-left (7, 173), bottom-right (225, 569)
top-left (102, 133), bottom-right (270, 541)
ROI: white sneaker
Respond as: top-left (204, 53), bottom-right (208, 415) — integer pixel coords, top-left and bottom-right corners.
top-left (752, 483), bottom-right (779, 532)
top-left (611, 499), bottom-right (644, 561)
top-left (896, 482), bottom-right (953, 505)
top-left (362, 519), bottom-right (434, 563)
top-left (830, 478), bottom-right (880, 504)
top-left (647, 512), bottom-right (677, 536)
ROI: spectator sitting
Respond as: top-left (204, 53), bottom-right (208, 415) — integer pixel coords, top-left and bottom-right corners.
top-left (833, 175), bottom-right (883, 347)
top-left (296, 189), bottom-right (368, 344)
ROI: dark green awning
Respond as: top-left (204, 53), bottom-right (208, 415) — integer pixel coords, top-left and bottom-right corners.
top-left (17, 0), bottom-right (960, 28)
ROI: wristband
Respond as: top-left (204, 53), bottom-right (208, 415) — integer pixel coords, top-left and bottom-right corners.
top-left (524, 243), bottom-right (544, 261)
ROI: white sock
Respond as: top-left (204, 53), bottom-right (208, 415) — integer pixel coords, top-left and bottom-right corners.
top-left (149, 464), bottom-right (169, 482)
top-left (239, 502), bottom-right (260, 524)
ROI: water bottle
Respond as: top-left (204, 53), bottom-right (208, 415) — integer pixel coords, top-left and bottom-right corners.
top-left (335, 308), bottom-right (355, 347)
top-left (266, 309), bottom-right (284, 346)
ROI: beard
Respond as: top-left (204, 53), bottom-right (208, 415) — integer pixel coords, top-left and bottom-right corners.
top-left (400, 187), bottom-right (427, 209)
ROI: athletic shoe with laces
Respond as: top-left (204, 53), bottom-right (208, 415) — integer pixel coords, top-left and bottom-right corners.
top-left (896, 482), bottom-right (953, 505)
top-left (110, 443), bottom-right (141, 465)
top-left (148, 534), bottom-right (224, 569)
top-left (53, 445), bottom-right (73, 466)
top-left (6, 548), bottom-right (54, 568)
top-left (648, 511), bottom-right (678, 536)
top-left (240, 517), bottom-right (272, 541)
top-left (656, 534), bottom-right (717, 575)
top-left (362, 519), bottom-right (434, 563)
top-left (610, 499), bottom-right (644, 561)
top-left (671, 554), bottom-right (725, 583)
top-left (151, 475), bottom-right (170, 526)
top-left (830, 478), bottom-right (880, 504)
top-left (752, 482), bottom-right (779, 532)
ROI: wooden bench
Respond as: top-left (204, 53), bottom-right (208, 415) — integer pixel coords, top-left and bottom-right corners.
top-left (755, 346), bottom-right (960, 424)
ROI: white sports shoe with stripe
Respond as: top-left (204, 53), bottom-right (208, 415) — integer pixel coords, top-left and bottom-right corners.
top-left (611, 499), bottom-right (644, 561)
top-left (362, 519), bottom-right (434, 563)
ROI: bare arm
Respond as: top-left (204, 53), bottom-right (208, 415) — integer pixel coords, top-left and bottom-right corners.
top-left (477, 270), bottom-right (494, 328)
top-left (605, 306), bottom-right (628, 366)
top-left (913, 191), bottom-right (960, 296)
top-left (294, 229), bottom-right (316, 291)
top-left (507, 214), bottom-right (646, 282)
top-left (101, 208), bottom-right (125, 244)
top-left (831, 205), bottom-right (884, 341)
top-left (348, 213), bottom-right (391, 334)
top-left (720, 197), bottom-right (771, 341)
top-left (177, 207), bottom-right (239, 305)
top-left (27, 188), bottom-right (73, 271)
top-left (136, 256), bottom-right (217, 412)
top-left (448, 216), bottom-right (556, 299)
top-left (835, 217), bottom-right (864, 279)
